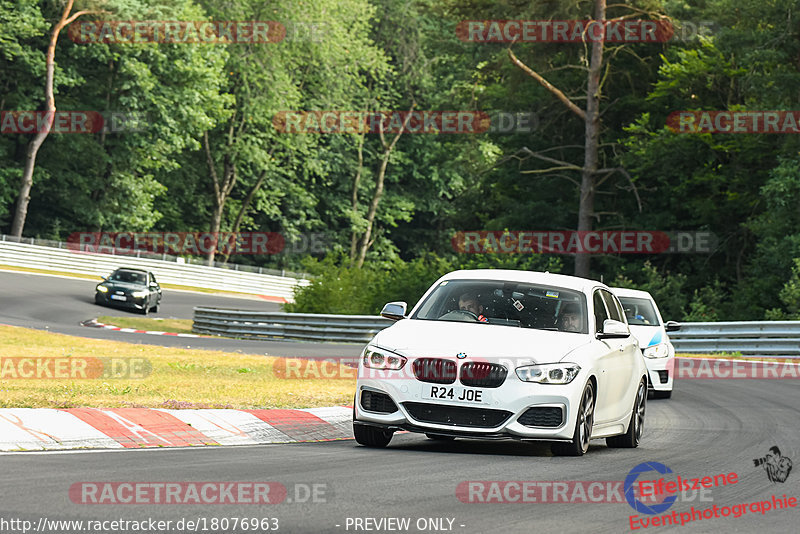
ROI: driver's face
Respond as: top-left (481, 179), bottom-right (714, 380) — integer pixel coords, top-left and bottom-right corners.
top-left (561, 313), bottom-right (580, 332)
top-left (459, 299), bottom-right (481, 315)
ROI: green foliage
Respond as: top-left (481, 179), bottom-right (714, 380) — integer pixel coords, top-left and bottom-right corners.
top-left (766, 259), bottom-right (800, 320)
top-left (286, 253), bottom-right (453, 315)
top-left (683, 281), bottom-right (727, 322)
top-left (2, 0), bottom-right (800, 321)
top-left (612, 262), bottom-right (687, 321)
top-left (780, 260), bottom-right (800, 319)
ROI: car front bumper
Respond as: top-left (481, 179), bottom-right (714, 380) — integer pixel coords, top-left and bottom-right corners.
top-left (643, 357), bottom-right (673, 392)
top-left (95, 292), bottom-right (148, 311)
top-left (354, 372), bottom-right (586, 441)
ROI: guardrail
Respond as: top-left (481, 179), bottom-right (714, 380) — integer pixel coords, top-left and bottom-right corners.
top-left (192, 308), bottom-right (393, 342)
top-left (192, 309), bottom-right (800, 355)
top-left (0, 238), bottom-right (309, 301)
top-left (669, 321), bottom-right (800, 357)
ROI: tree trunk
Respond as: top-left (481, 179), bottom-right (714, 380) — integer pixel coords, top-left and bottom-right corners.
top-left (355, 150), bottom-right (390, 268)
top-left (11, 0), bottom-right (95, 237)
top-left (208, 202), bottom-right (224, 264)
top-left (219, 170), bottom-right (267, 265)
top-left (349, 134), bottom-right (365, 265)
top-left (354, 106), bottom-right (414, 268)
top-left (204, 129), bottom-right (237, 265)
top-left (574, 0), bottom-right (606, 279)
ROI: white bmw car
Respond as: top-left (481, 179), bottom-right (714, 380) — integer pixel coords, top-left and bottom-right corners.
top-left (353, 270), bottom-right (648, 456)
top-left (611, 287), bottom-right (680, 399)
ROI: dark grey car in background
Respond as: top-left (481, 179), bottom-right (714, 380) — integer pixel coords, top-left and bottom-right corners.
top-left (94, 268), bottom-right (162, 315)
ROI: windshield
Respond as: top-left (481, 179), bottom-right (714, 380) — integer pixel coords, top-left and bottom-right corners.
top-left (108, 270), bottom-right (147, 285)
top-left (411, 279), bottom-right (588, 333)
top-left (618, 296), bottom-right (660, 326)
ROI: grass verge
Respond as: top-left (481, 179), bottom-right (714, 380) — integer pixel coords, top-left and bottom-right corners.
top-left (0, 324), bottom-right (353, 409)
top-left (676, 352), bottom-right (795, 362)
top-left (97, 316), bottom-right (195, 334)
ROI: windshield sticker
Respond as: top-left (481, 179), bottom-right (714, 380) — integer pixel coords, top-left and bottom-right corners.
top-left (546, 290), bottom-right (559, 298)
top-left (513, 299), bottom-right (524, 311)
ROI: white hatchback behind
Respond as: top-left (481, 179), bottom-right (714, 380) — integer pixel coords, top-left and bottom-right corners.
top-left (611, 287), bottom-right (681, 399)
top-left (353, 269), bottom-right (648, 456)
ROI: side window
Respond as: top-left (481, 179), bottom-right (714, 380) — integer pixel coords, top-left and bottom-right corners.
top-left (601, 290), bottom-right (624, 323)
top-left (593, 291), bottom-right (609, 333)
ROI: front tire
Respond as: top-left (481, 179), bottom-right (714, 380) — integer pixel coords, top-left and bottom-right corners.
top-left (607, 378), bottom-right (646, 448)
top-left (353, 423), bottom-right (393, 448)
top-left (552, 381), bottom-right (595, 456)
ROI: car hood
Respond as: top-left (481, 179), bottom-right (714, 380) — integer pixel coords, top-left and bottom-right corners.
top-left (370, 318), bottom-right (591, 363)
top-left (628, 324), bottom-right (666, 348)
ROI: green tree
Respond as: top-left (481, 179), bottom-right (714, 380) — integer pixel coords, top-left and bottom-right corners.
top-left (196, 0), bottom-right (389, 265)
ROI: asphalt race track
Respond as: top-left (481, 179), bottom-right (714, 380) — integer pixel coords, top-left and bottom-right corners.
top-left (0, 269), bottom-right (363, 358)
top-left (2, 269), bottom-right (798, 533)
top-left (2, 379), bottom-right (798, 533)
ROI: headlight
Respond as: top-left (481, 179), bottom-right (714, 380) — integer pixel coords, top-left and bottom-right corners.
top-left (131, 290), bottom-right (148, 298)
top-left (643, 343), bottom-right (670, 359)
top-left (362, 347), bottom-right (407, 370)
top-left (516, 363), bottom-right (581, 384)
top-left (96, 285), bottom-right (109, 293)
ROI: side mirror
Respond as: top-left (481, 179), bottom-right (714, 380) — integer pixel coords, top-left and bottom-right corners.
top-left (380, 301), bottom-right (407, 321)
top-left (665, 320), bottom-right (681, 332)
top-left (597, 319), bottom-right (630, 339)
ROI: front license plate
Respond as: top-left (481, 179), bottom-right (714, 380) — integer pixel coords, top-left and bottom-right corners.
top-left (110, 294), bottom-right (126, 301)
top-left (424, 385), bottom-right (490, 404)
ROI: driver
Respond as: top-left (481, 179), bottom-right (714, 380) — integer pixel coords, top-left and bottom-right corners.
top-left (458, 291), bottom-right (488, 322)
top-left (557, 303), bottom-right (582, 332)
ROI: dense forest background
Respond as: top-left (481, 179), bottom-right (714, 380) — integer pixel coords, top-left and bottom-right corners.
top-left (2, 0), bottom-right (799, 320)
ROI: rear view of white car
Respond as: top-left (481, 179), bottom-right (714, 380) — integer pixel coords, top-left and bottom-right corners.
top-left (611, 287), bottom-right (680, 399)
